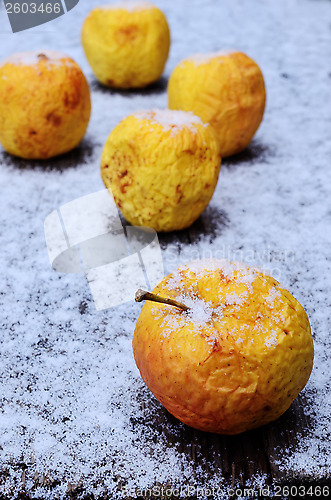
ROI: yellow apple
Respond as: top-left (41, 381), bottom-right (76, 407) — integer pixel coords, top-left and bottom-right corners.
top-left (101, 109), bottom-right (221, 232)
top-left (168, 51), bottom-right (266, 157)
top-left (133, 259), bottom-right (314, 434)
top-left (82, 1), bottom-right (170, 88)
top-left (0, 50), bottom-right (91, 160)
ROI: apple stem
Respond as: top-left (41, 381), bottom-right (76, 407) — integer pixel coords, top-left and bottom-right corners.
top-left (135, 289), bottom-right (190, 312)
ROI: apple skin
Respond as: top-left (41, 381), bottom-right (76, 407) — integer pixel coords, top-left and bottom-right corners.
top-left (133, 260), bottom-right (314, 435)
top-left (100, 110), bottom-right (221, 232)
top-left (0, 51), bottom-right (91, 160)
top-left (168, 51), bottom-right (266, 157)
top-left (82, 3), bottom-right (170, 89)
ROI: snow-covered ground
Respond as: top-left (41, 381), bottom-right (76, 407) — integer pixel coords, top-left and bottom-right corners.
top-left (0, 0), bottom-right (330, 498)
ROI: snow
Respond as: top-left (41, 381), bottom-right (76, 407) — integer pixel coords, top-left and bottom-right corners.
top-left (0, 0), bottom-right (330, 497)
top-left (178, 257), bottom-right (246, 277)
top-left (98, 1), bottom-right (155, 12)
top-left (134, 109), bottom-right (205, 134)
top-left (156, 259), bottom-right (297, 352)
top-left (265, 287), bottom-right (282, 307)
top-left (0, 50), bottom-right (74, 67)
top-left (186, 50), bottom-right (237, 66)
top-left (264, 332), bottom-right (279, 348)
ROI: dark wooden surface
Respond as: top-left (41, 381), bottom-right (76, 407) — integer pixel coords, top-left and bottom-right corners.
top-left (147, 220), bottom-right (330, 499)
top-left (1, 0), bottom-right (331, 498)
top-left (0, 132), bottom-right (329, 500)
top-left (0, 131), bottom-right (329, 500)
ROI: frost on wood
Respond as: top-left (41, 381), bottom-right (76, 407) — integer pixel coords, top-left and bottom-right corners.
top-left (0, 0), bottom-right (330, 497)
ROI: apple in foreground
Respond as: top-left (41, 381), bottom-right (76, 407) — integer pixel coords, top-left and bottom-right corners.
top-left (133, 259), bottom-right (314, 434)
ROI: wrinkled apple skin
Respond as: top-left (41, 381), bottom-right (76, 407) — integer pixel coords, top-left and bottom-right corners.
top-left (133, 261), bottom-right (314, 434)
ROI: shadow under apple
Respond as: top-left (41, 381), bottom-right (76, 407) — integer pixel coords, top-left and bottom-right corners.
top-left (0, 137), bottom-right (98, 173)
top-left (90, 75), bottom-right (169, 97)
top-left (128, 382), bottom-right (316, 488)
top-left (222, 140), bottom-right (275, 169)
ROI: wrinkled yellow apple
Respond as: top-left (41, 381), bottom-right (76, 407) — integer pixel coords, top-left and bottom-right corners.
top-left (0, 51), bottom-right (91, 160)
top-left (133, 260), bottom-right (314, 434)
top-left (101, 109), bottom-right (221, 232)
top-left (168, 51), bottom-right (266, 157)
top-left (82, 1), bottom-right (170, 88)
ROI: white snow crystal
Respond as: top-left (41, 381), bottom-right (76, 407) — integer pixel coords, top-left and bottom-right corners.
top-left (186, 50), bottom-right (237, 66)
top-left (98, 1), bottom-right (154, 12)
top-left (0, 0), bottom-right (330, 496)
top-left (0, 50), bottom-right (74, 68)
top-left (133, 109), bottom-right (206, 135)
